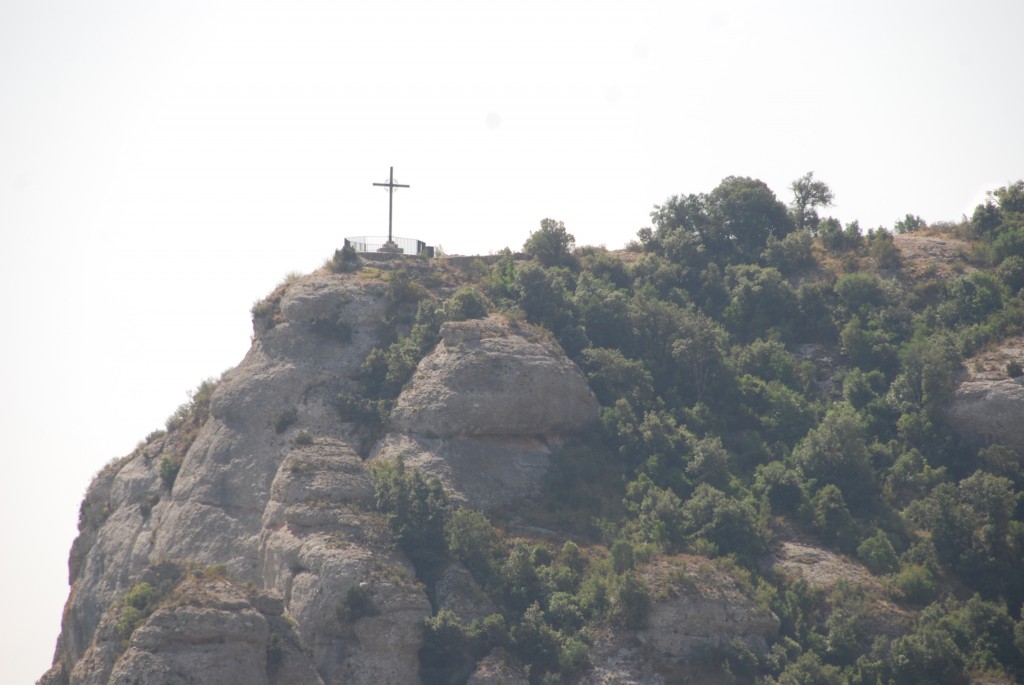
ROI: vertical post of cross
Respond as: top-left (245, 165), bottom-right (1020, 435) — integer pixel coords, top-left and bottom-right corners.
top-left (372, 166), bottom-right (410, 245)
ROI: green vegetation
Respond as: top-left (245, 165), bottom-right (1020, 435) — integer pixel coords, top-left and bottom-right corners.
top-left (327, 243), bottom-right (361, 273)
top-left (338, 584), bottom-right (378, 622)
top-left (158, 377), bottom-right (219, 490)
top-left (117, 579), bottom-right (174, 645)
top-left (351, 176), bottom-right (1024, 683)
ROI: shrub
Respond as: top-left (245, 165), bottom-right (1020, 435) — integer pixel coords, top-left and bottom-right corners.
top-left (610, 572), bottom-right (651, 629)
top-left (251, 297), bottom-right (277, 321)
top-left (310, 315), bottom-right (353, 343)
top-left (762, 230), bottom-right (815, 275)
top-left (338, 584), bottom-right (378, 622)
top-left (856, 531), bottom-right (898, 574)
top-left (445, 508), bottom-right (501, 583)
top-left (869, 227), bottom-right (901, 268)
top-left (524, 218), bottom-right (576, 267)
top-left (1007, 360), bottom-right (1023, 378)
top-left (372, 458), bottom-right (451, 586)
top-left (145, 429), bottom-right (166, 443)
top-left (610, 540), bottom-right (635, 573)
top-left (159, 455), bottom-right (182, 490)
top-left (996, 255), bottom-right (1024, 292)
top-left (890, 564), bottom-right (936, 606)
top-left (275, 408), bottom-right (298, 434)
top-left (293, 431), bottom-right (314, 446)
top-left (510, 603), bottom-right (561, 674)
top-left (442, 287), bottom-right (489, 321)
top-left (328, 244), bottom-right (360, 273)
top-left (419, 609), bottom-right (490, 685)
top-left (117, 581), bottom-right (172, 644)
top-left (359, 301), bottom-right (442, 398)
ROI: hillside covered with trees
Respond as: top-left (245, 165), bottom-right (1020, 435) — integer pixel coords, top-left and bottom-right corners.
top-left (44, 175), bottom-right (1024, 685)
top-left (356, 174), bottom-right (1024, 684)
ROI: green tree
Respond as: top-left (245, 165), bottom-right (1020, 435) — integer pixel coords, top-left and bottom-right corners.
top-left (445, 508), bottom-right (501, 583)
top-left (514, 262), bottom-right (576, 334)
top-left (442, 287), bottom-right (489, 321)
top-left (856, 530), bottom-right (898, 574)
top-left (792, 404), bottom-right (874, 507)
top-left (810, 484), bottom-right (855, 547)
top-left (937, 271), bottom-right (1003, 326)
top-left (722, 265), bottom-right (797, 343)
top-left (893, 214), bottom-right (925, 234)
top-left (907, 471), bottom-right (1021, 597)
top-left (580, 347), bottom-right (654, 410)
top-left (789, 171), bottom-right (834, 232)
top-left (681, 484), bottom-right (762, 562)
top-left (574, 272), bottom-right (633, 350)
top-left (524, 218), bottom-right (576, 267)
top-left (710, 175), bottom-right (794, 260)
top-left (372, 458), bottom-right (451, 585)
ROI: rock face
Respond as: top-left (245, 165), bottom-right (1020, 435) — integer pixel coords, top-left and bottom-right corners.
top-left (948, 377), bottom-right (1024, 452)
top-left (377, 316), bottom-right (599, 512)
top-left (390, 317), bottom-right (599, 437)
top-left (41, 264), bottom-right (777, 685)
top-left (638, 556), bottom-right (779, 656)
top-left (43, 269), bottom-right (432, 685)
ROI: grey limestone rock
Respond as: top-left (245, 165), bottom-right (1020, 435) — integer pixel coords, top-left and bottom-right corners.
top-left (377, 316), bottom-right (599, 512)
top-left (947, 377), bottom-right (1024, 452)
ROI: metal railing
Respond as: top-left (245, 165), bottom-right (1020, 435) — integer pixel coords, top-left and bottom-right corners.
top-left (344, 236), bottom-right (434, 257)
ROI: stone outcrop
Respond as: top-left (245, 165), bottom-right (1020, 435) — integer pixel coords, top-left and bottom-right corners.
top-left (579, 556), bottom-right (779, 684)
top-left (948, 377), bottom-right (1024, 452)
top-left (43, 269), bottom-right (430, 685)
top-left (375, 316), bottom-right (599, 512)
top-left (637, 556), bottom-right (779, 656)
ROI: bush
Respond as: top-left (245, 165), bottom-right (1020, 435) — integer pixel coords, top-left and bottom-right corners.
top-left (890, 564), bottom-right (936, 606)
top-left (117, 581), bottom-right (172, 644)
top-left (610, 572), bottom-right (651, 629)
top-left (869, 227), bottom-right (901, 268)
top-left (419, 609), bottom-right (489, 685)
top-left (445, 508), bottom-right (501, 583)
top-left (372, 458), bottom-right (451, 586)
top-left (610, 540), bottom-right (635, 573)
top-left (293, 431), bottom-right (314, 446)
top-left (1007, 360), bottom-right (1023, 378)
top-left (856, 531), bottom-right (898, 574)
top-left (338, 584), bottom-right (378, 622)
top-left (442, 287), bottom-right (489, 321)
top-left (274, 408), bottom-right (298, 434)
top-left (310, 315), bottom-right (353, 343)
top-left (159, 455), bottom-right (181, 490)
top-left (328, 244), bottom-right (360, 273)
top-left (995, 254), bottom-right (1024, 293)
top-left (524, 218), bottom-right (576, 267)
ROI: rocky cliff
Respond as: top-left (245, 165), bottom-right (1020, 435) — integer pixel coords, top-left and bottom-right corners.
top-left (40, 259), bottom-right (779, 685)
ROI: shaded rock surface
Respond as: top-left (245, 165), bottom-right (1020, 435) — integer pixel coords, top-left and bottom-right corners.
top-left (947, 338), bottom-right (1024, 451)
top-left (390, 317), bottom-right (599, 437)
top-left (638, 556), bottom-right (779, 656)
top-left (375, 316), bottom-right (599, 512)
top-left (948, 377), bottom-right (1024, 452)
top-left (44, 270), bottom-right (429, 685)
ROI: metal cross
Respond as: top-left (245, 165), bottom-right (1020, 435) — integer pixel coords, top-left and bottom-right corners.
top-left (372, 166), bottom-right (410, 243)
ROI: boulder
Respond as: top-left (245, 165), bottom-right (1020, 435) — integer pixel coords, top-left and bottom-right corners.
top-left (947, 378), bottom-right (1024, 452)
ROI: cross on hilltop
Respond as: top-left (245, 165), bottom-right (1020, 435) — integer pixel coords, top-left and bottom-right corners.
top-left (372, 166), bottom-right (410, 248)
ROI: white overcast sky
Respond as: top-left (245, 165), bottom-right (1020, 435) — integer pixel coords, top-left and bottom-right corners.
top-left (2, 1), bottom-right (1022, 681)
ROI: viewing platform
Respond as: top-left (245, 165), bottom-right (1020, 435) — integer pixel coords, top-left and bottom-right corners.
top-left (344, 235), bottom-right (435, 258)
